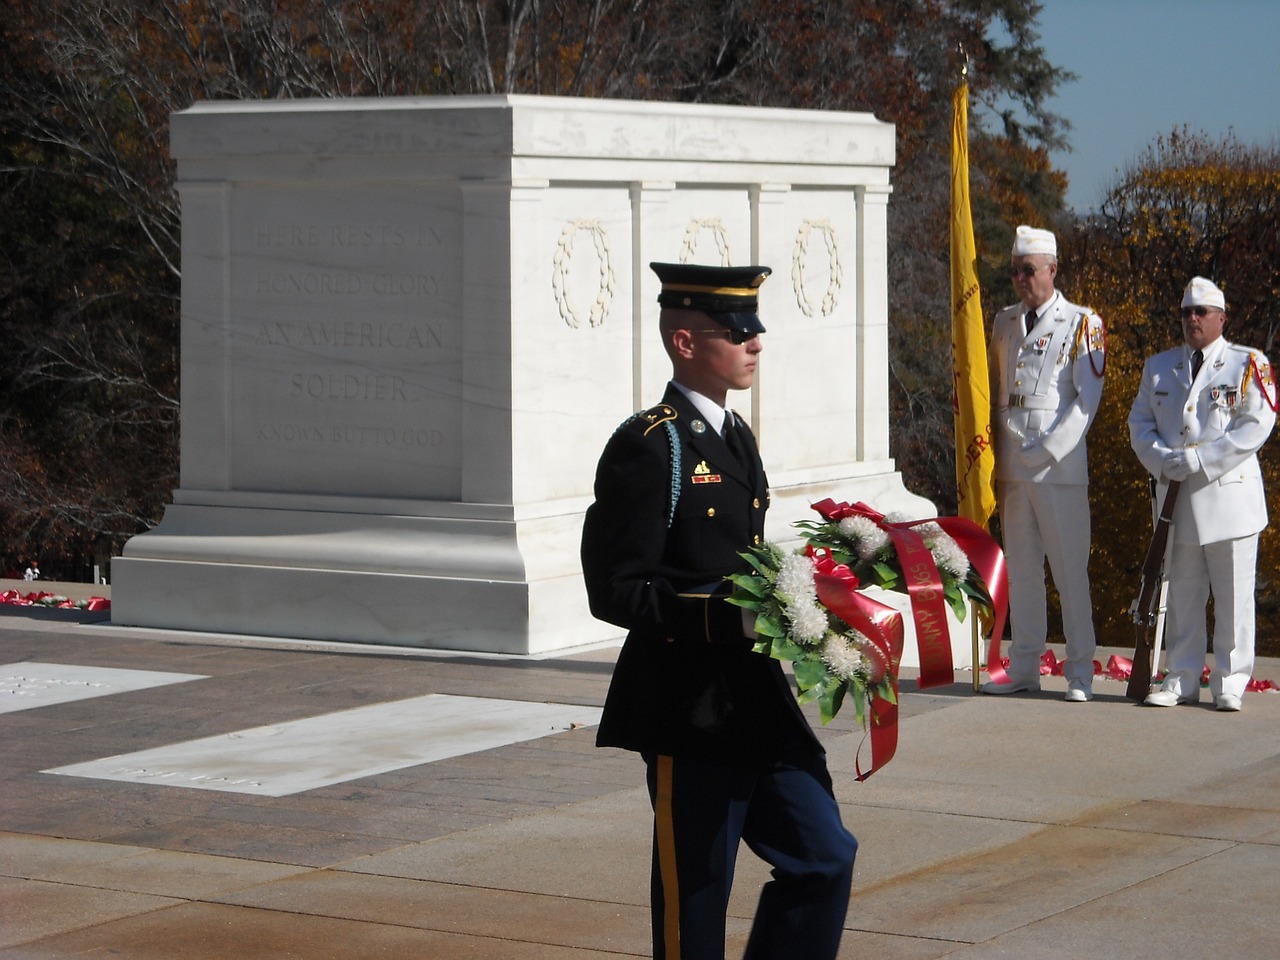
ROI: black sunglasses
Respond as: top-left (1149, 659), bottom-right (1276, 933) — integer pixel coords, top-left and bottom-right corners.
top-left (689, 328), bottom-right (759, 345)
top-left (1008, 264), bottom-right (1046, 279)
top-left (1181, 306), bottom-right (1219, 318)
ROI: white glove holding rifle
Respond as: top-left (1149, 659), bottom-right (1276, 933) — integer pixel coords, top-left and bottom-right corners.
top-left (1162, 447), bottom-right (1201, 482)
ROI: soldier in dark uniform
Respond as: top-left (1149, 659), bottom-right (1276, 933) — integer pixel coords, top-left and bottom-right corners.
top-left (581, 262), bottom-right (856, 960)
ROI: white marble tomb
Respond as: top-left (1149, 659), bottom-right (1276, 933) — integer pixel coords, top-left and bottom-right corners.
top-left (111, 94), bottom-right (947, 660)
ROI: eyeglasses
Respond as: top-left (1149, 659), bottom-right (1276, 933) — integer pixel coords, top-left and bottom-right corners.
top-left (689, 328), bottom-right (760, 345)
top-left (1181, 306), bottom-right (1220, 318)
top-left (1008, 264), bottom-right (1047, 280)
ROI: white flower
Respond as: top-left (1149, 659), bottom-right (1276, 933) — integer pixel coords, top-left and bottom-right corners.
top-left (790, 600), bottom-right (828, 644)
top-left (928, 530), bottom-right (971, 579)
top-left (895, 520), bottom-right (972, 580)
top-left (821, 633), bottom-right (867, 679)
top-left (838, 516), bottom-right (889, 560)
top-left (775, 553), bottom-right (827, 643)
top-left (912, 520), bottom-right (943, 538)
top-left (776, 553), bottom-right (817, 605)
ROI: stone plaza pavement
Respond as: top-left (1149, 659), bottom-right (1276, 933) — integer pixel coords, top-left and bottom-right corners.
top-left (2, 597), bottom-right (1278, 959)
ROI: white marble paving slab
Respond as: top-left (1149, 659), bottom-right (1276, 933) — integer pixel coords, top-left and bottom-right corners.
top-left (44, 694), bottom-right (603, 797)
top-left (0, 662), bottom-right (208, 714)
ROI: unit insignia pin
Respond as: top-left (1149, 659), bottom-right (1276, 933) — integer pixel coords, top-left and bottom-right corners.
top-left (691, 460), bottom-right (721, 484)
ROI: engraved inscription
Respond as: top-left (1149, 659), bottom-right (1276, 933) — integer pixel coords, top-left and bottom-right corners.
top-left (253, 320), bottom-right (444, 350)
top-left (253, 222), bottom-right (442, 248)
top-left (227, 190), bottom-right (464, 498)
top-left (254, 271), bottom-right (442, 297)
top-left (255, 424), bottom-right (445, 447)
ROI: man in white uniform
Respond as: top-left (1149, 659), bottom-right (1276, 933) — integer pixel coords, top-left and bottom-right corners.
top-left (1128, 277), bottom-right (1276, 712)
top-left (983, 226), bottom-right (1107, 701)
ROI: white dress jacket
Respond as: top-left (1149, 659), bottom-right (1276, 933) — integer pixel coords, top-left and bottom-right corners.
top-left (1128, 338), bottom-right (1276, 546)
top-left (989, 292), bottom-right (1107, 485)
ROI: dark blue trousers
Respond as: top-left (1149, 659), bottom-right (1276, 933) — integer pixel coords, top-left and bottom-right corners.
top-left (644, 751), bottom-right (857, 960)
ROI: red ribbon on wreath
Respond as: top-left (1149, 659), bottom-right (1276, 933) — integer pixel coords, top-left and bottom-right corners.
top-left (810, 548), bottom-right (904, 780)
top-left (811, 500), bottom-right (1008, 690)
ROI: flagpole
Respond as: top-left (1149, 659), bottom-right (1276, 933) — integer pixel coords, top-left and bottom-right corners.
top-left (949, 48), bottom-right (998, 692)
top-left (960, 51), bottom-right (982, 696)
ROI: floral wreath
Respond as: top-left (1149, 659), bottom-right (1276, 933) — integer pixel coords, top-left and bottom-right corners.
top-left (727, 500), bottom-right (1008, 779)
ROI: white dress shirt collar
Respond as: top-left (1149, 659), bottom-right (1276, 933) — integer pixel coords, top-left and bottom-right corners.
top-left (670, 381), bottom-right (731, 436)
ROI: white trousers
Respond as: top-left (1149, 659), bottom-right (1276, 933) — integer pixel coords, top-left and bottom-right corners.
top-left (999, 480), bottom-right (1097, 682)
top-left (1162, 535), bottom-right (1257, 699)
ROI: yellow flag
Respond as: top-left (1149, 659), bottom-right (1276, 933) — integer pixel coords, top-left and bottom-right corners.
top-left (950, 82), bottom-right (996, 528)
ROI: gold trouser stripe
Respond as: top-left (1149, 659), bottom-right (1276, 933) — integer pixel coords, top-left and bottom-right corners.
top-left (655, 754), bottom-right (681, 959)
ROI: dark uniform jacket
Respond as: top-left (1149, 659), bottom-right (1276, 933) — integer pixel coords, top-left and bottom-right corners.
top-left (581, 385), bottom-right (820, 765)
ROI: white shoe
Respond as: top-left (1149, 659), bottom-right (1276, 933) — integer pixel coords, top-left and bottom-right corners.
top-left (981, 675), bottom-right (1041, 695)
top-left (1064, 680), bottom-right (1093, 702)
top-left (1144, 689), bottom-right (1199, 707)
top-left (1214, 694), bottom-right (1242, 712)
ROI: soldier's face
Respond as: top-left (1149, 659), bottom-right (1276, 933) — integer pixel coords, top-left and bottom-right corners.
top-left (1181, 305), bottom-right (1226, 350)
top-left (691, 326), bottom-right (763, 394)
top-left (1010, 255), bottom-right (1057, 309)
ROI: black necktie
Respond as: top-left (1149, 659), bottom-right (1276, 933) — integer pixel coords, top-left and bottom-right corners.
top-left (1192, 349), bottom-right (1204, 379)
top-left (723, 412), bottom-right (749, 469)
top-left (1024, 309), bottom-right (1036, 334)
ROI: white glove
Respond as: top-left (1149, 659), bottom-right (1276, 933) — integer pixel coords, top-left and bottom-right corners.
top-left (1162, 448), bottom-right (1201, 482)
top-left (742, 608), bottom-right (759, 640)
top-left (1018, 438), bottom-right (1053, 469)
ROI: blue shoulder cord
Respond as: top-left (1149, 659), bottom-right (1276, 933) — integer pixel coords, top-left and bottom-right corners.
top-left (663, 420), bottom-right (681, 528)
top-left (614, 413), bottom-right (681, 529)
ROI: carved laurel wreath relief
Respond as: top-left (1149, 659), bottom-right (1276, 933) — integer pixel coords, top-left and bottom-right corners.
top-left (679, 218), bottom-right (732, 264)
top-left (551, 214), bottom-right (843, 328)
top-left (552, 219), bottom-right (617, 329)
top-left (791, 219), bottom-right (843, 318)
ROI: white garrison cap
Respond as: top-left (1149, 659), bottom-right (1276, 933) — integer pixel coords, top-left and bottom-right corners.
top-left (1011, 225), bottom-right (1057, 258)
top-left (1181, 276), bottom-right (1226, 310)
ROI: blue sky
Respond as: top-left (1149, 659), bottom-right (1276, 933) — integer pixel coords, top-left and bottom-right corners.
top-left (1006, 0), bottom-right (1280, 212)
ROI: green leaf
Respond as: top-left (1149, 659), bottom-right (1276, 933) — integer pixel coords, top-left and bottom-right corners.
top-left (725, 584), bottom-right (766, 604)
top-left (959, 578), bottom-right (994, 614)
top-left (851, 687), bottom-right (868, 729)
top-left (818, 680), bottom-right (848, 725)
top-left (770, 633), bottom-right (807, 663)
top-left (792, 656), bottom-right (832, 691)
top-left (871, 678), bottom-right (898, 706)
top-left (943, 580), bottom-right (968, 621)
top-left (869, 561), bottom-right (900, 588)
top-left (753, 613), bottom-right (786, 639)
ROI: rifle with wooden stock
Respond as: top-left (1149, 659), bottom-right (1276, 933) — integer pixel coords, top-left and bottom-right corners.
top-left (1126, 479), bottom-right (1181, 702)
